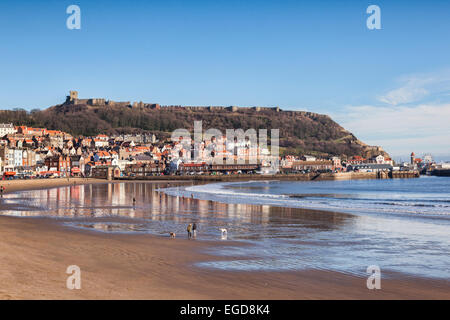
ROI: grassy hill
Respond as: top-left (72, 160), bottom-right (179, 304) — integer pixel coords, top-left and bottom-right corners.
top-left (0, 103), bottom-right (388, 159)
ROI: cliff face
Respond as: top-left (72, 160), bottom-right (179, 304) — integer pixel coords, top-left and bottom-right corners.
top-left (0, 103), bottom-right (388, 159)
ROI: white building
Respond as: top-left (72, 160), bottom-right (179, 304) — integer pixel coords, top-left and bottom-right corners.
top-left (117, 159), bottom-right (133, 172)
top-left (0, 123), bottom-right (16, 136)
top-left (437, 163), bottom-right (450, 169)
top-left (331, 156), bottom-right (342, 168)
top-left (111, 154), bottom-right (119, 166)
top-left (423, 154), bottom-right (434, 163)
top-left (94, 139), bottom-right (109, 148)
top-left (303, 155), bottom-right (317, 161)
top-left (14, 149), bottom-right (23, 167)
top-left (6, 148), bottom-right (15, 169)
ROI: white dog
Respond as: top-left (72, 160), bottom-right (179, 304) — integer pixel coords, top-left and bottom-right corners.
top-left (169, 232), bottom-right (176, 238)
top-left (220, 228), bottom-right (228, 240)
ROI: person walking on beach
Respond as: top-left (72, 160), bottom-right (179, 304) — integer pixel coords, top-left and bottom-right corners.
top-left (192, 223), bottom-right (197, 238)
top-left (187, 223), bottom-right (192, 239)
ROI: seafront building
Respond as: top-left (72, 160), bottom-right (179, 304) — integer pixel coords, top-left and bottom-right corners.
top-left (0, 122), bottom-right (421, 179)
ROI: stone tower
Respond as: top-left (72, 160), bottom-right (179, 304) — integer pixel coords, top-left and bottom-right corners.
top-left (69, 91), bottom-right (78, 101)
top-left (65, 90), bottom-right (79, 104)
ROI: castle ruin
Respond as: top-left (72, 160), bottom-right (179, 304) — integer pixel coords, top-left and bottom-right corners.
top-left (63, 91), bottom-right (289, 114)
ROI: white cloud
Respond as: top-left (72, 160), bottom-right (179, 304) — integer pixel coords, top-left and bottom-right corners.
top-left (330, 70), bottom-right (450, 159)
top-left (333, 103), bottom-right (450, 158)
top-left (379, 86), bottom-right (429, 106)
top-left (378, 71), bottom-right (450, 106)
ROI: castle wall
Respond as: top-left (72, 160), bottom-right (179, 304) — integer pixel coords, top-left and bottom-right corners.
top-left (64, 91), bottom-right (289, 114)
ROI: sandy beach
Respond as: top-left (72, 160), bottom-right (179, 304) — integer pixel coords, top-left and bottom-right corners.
top-left (0, 177), bottom-right (108, 194)
top-left (0, 180), bottom-right (449, 300)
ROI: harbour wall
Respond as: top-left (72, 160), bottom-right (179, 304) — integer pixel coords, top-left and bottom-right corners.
top-left (432, 169), bottom-right (450, 177)
top-left (115, 171), bottom-right (420, 182)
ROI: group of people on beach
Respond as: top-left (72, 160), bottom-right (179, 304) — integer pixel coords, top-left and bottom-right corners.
top-left (187, 223), bottom-right (197, 239)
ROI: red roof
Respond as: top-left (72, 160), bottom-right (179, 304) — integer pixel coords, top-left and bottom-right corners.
top-left (183, 163), bottom-right (206, 167)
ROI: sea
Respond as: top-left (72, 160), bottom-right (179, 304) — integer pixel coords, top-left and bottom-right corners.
top-left (1, 176), bottom-right (449, 279)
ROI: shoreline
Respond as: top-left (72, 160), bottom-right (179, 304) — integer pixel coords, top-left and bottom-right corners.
top-left (0, 180), bottom-right (449, 299)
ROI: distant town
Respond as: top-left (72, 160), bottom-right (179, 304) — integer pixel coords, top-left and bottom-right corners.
top-left (0, 118), bottom-right (447, 181)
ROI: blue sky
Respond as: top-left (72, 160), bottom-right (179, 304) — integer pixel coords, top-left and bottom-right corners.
top-left (0, 0), bottom-right (449, 160)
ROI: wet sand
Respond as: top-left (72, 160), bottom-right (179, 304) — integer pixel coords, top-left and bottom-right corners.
top-left (0, 177), bottom-right (106, 194)
top-left (0, 177), bottom-right (191, 194)
top-left (0, 181), bottom-right (449, 299)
